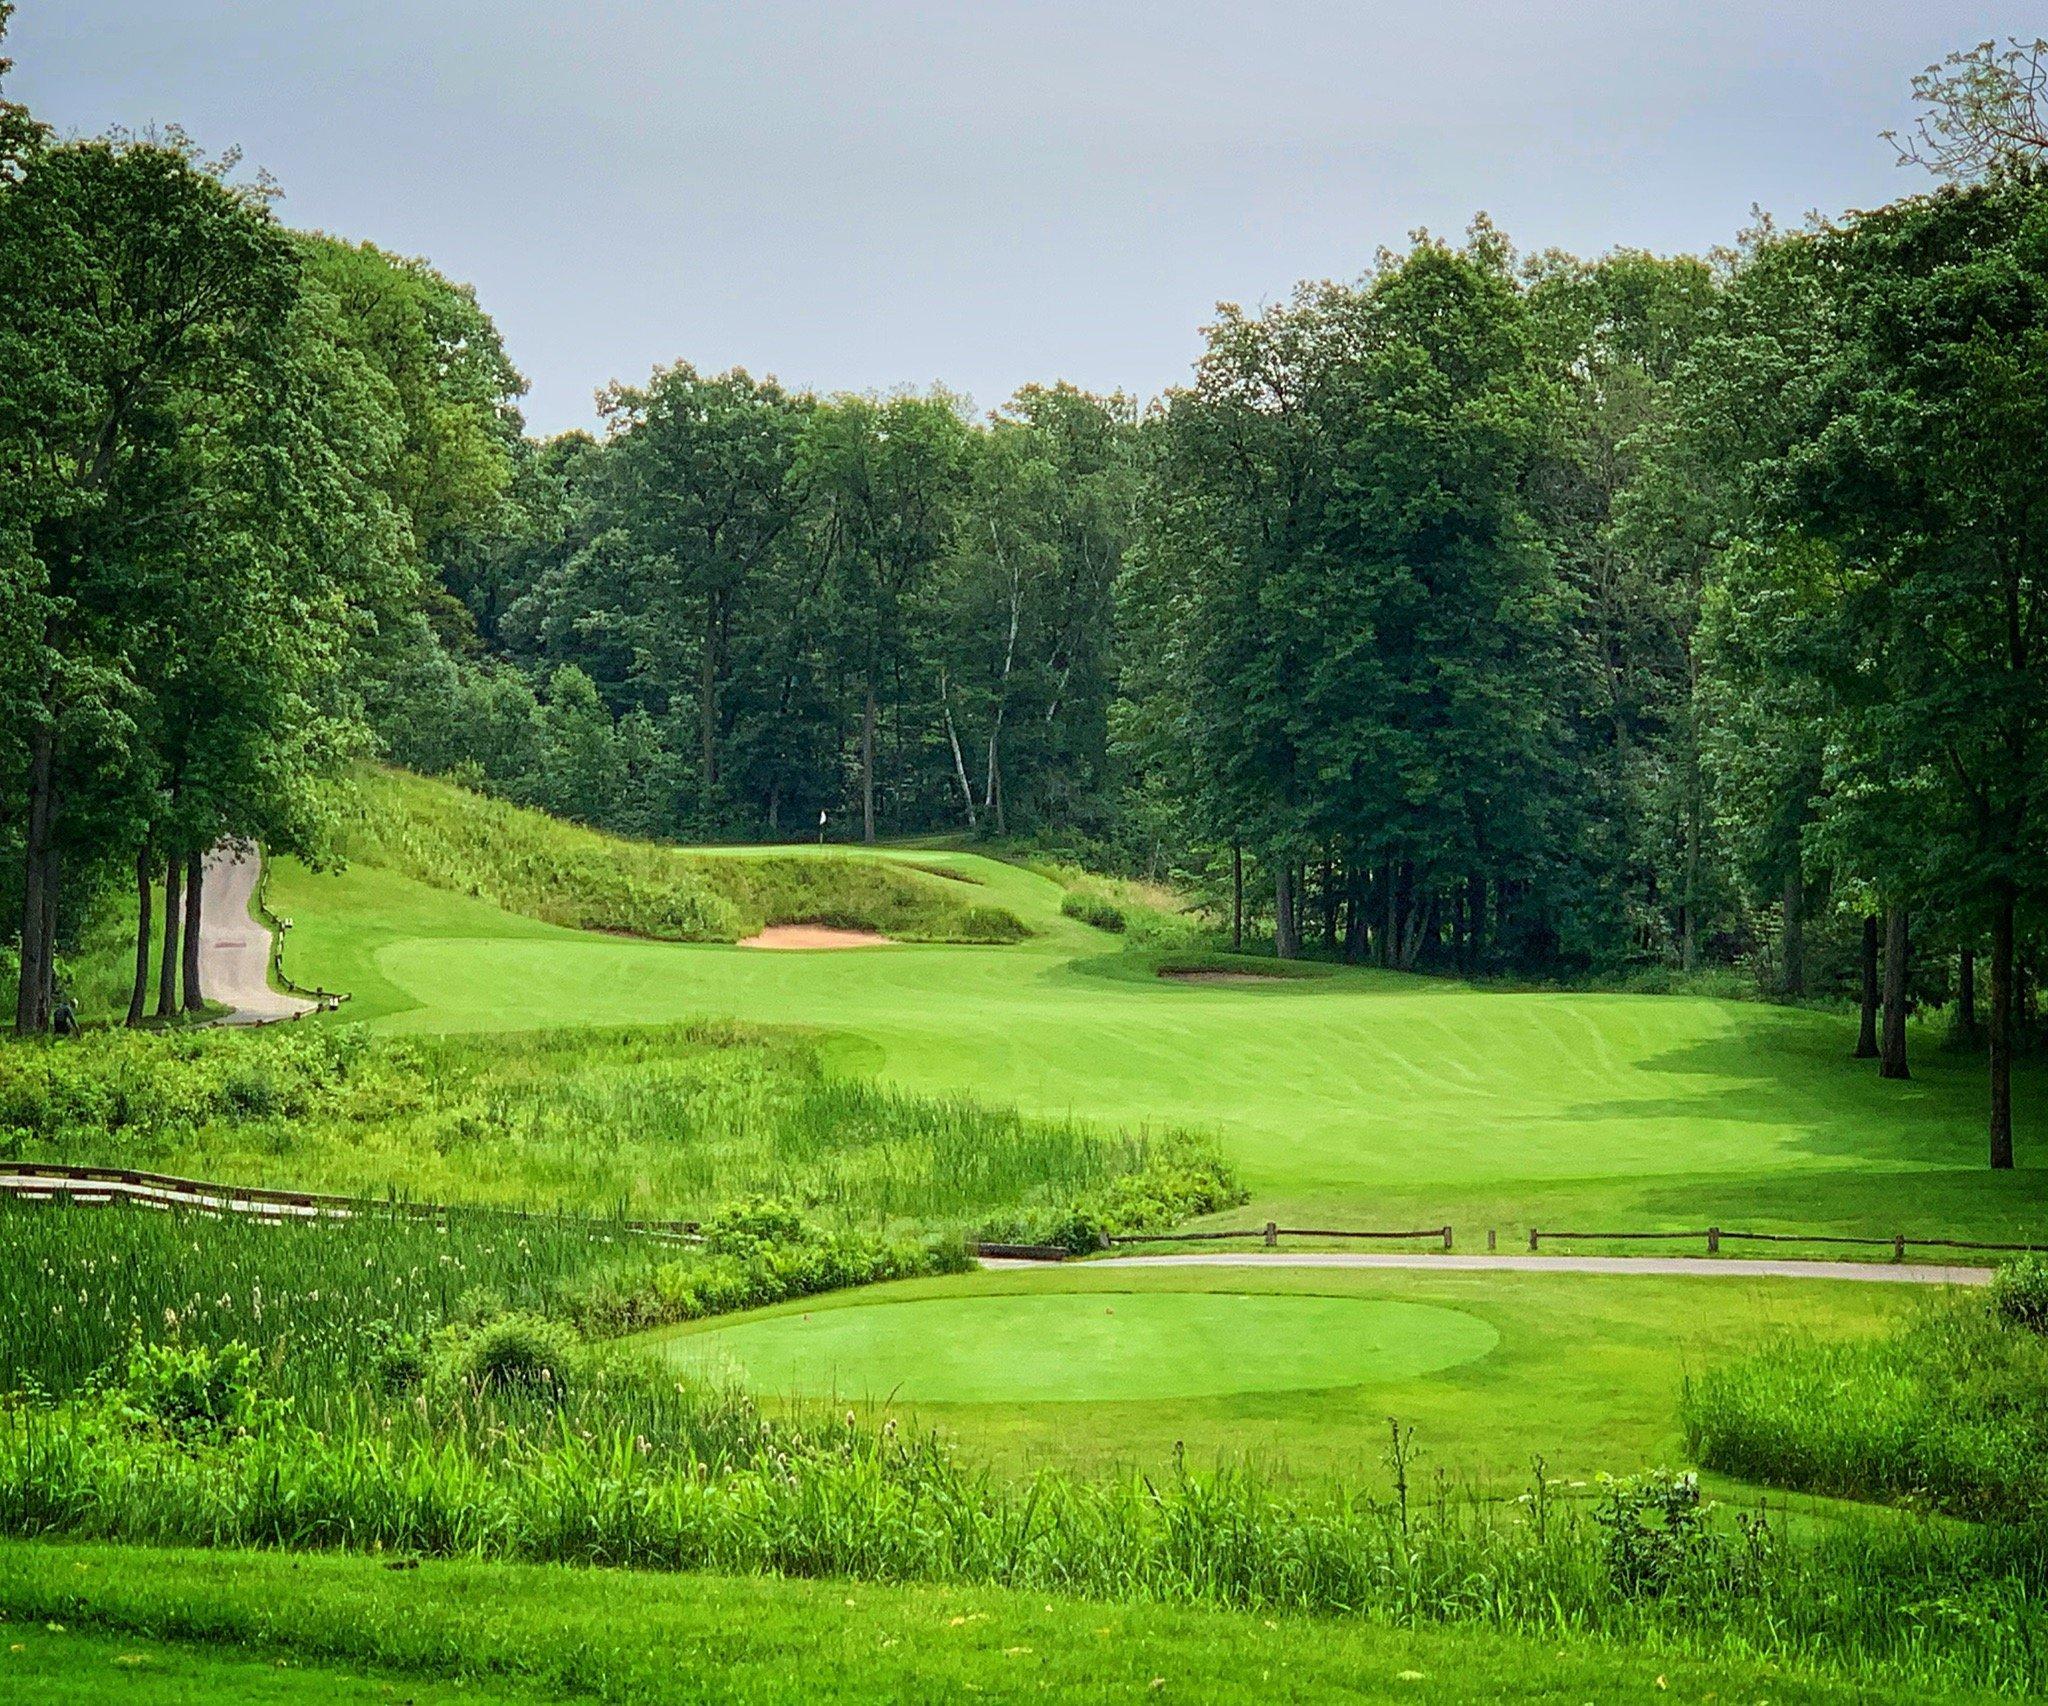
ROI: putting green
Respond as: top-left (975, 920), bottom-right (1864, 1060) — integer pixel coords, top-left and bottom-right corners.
top-left (665, 1291), bottom-right (1500, 1403)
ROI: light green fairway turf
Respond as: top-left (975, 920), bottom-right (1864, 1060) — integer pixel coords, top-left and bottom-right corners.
top-left (669, 1291), bottom-right (1499, 1402)
top-left (648, 1262), bottom-right (1921, 1485)
top-left (271, 839), bottom-right (2043, 1243)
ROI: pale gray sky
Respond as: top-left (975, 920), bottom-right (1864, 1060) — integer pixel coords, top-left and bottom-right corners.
top-left (10, 3), bottom-right (2035, 435)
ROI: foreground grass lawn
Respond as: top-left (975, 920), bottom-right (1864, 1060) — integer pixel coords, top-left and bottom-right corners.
top-left (648, 1262), bottom-right (1920, 1485)
top-left (2, 1626), bottom-right (522, 1704)
top-left (271, 848), bottom-right (2045, 1246)
top-left (0, 1540), bottom-right (1986, 1704)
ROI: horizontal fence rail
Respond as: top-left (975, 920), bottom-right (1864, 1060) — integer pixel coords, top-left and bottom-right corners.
top-left (1527, 1225), bottom-right (2047, 1259)
top-left (1107, 1223), bottom-right (1454, 1251)
top-left (0, 1163), bottom-right (698, 1243)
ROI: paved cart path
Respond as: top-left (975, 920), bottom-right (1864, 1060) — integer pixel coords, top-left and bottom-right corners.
top-left (981, 1251), bottom-right (1993, 1284)
top-left (199, 844), bottom-right (316, 1025)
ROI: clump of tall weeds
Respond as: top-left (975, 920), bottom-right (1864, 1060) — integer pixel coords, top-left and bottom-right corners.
top-left (1682, 1285), bottom-right (2048, 1521)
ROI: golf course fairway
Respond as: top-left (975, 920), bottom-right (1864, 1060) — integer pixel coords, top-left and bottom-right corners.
top-left (270, 833), bottom-right (2045, 1244)
top-left (664, 1291), bottom-right (1499, 1403)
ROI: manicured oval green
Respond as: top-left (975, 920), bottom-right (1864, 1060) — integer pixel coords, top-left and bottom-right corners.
top-left (665, 1292), bottom-right (1498, 1403)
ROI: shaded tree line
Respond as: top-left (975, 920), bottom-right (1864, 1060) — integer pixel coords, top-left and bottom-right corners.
top-left (0, 10), bottom-right (518, 1032)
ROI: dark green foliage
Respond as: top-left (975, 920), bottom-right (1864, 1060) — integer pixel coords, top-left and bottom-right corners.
top-left (448, 1314), bottom-right (581, 1400)
top-left (101, 1341), bottom-right (270, 1445)
top-left (1061, 890), bottom-right (1127, 932)
top-left (557, 1220), bottom-right (971, 1337)
top-left (1991, 1254), bottom-right (2048, 1334)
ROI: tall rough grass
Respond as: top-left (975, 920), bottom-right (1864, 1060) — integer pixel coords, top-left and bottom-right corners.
top-left (0, 1199), bottom-right (968, 1402)
top-left (1029, 855), bottom-right (1211, 947)
top-left (1681, 1290), bottom-right (2048, 1520)
top-left (2, 1350), bottom-right (2042, 1697)
top-left (340, 767), bottom-right (1027, 942)
top-left (0, 1021), bottom-right (1164, 1230)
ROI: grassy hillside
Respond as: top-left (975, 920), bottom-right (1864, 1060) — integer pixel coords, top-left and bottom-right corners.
top-left (334, 766), bottom-right (1028, 944)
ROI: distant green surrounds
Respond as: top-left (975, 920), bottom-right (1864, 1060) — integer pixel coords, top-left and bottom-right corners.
top-left (666, 1290), bottom-right (1499, 1403)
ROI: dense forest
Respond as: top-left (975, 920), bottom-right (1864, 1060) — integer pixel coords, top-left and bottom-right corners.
top-left (2, 18), bottom-right (2043, 1163)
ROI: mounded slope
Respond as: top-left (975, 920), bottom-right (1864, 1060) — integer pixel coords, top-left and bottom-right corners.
top-left (333, 766), bottom-right (1029, 944)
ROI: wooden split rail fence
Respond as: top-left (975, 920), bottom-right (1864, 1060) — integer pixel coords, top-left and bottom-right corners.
top-left (0, 1163), bottom-right (699, 1243)
top-left (1525, 1225), bottom-right (2048, 1260)
top-left (7, 1166), bottom-right (2040, 1264)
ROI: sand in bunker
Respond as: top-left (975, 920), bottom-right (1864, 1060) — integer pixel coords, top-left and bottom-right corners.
top-left (1157, 969), bottom-right (1288, 986)
top-left (739, 924), bottom-right (894, 950)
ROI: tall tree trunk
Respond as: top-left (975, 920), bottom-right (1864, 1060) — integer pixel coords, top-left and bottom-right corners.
top-left (983, 533), bottom-right (1022, 823)
top-left (860, 682), bottom-right (876, 845)
top-left (15, 723), bottom-right (56, 1035)
top-left (1397, 861), bottom-right (1425, 970)
top-left (1273, 862), bottom-right (1299, 960)
top-left (156, 857), bottom-right (183, 1019)
top-left (1344, 866), bottom-right (1367, 963)
top-left (1319, 855), bottom-right (1337, 946)
top-left (1988, 884), bottom-right (2015, 1170)
top-left (939, 668), bottom-right (978, 832)
top-left (1957, 948), bottom-right (1977, 1041)
top-left (1780, 866), bottom-right (1805, 997)
top-left (1855, 914), bottom-right (1880, 1059)
top-left (1466, 872), bottom-right (1486, 973)
top-left (1879, 906), bottom-right (1910, 1080)
top-left (35, 841), bottom-right (58, 1025)
top-left (699, 601), bottom-right (720, 809)
top-left (1231, 844), bottom-right (1243, 953)
top-left (127, 847), bottom-right (153, 1028)
top-left (1382, 860), bottom-right (1398, 969)
top-left (182, 849), bottom-right (205, 1012)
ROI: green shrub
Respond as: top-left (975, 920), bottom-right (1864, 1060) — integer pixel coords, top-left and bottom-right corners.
top-left (1991, 1254), bottom-right (2048, 1334)
top-left (105, 1341), bottom-right (267, 1444)
top-left (558, 1211), bottom-right (972, 1337)
top-left (447, 1313), bottom-right (581, 1400)
top-left (1062, 891), bottom-right (1127, 932)
top-left (700, 1196), bottom-right (807, 1256)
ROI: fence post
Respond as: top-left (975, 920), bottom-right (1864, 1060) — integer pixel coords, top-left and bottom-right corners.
top-left (1707, 1226), bottom-right (1720, 1255)
top-left (1528, 1226), bottom-right (1540, 1252)
top-left (1441, 1225), bottom-right (1452, 1251)
top-left (1892, 1234), bottom-right (1905, 1263)
top-left (1262, 1221), bottom-right (1277, 1248)
top-left (1486, 1227), bottom-right (1496, 1253)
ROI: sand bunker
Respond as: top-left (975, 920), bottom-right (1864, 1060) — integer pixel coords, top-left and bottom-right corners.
top-left (1158, 968), bottom-right (1288, 986)
top-left (739, 924), bottom-right (893, 951)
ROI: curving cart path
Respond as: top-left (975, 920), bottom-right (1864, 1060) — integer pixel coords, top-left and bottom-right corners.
top-left (199, 843), bottom-right (317, 1026)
